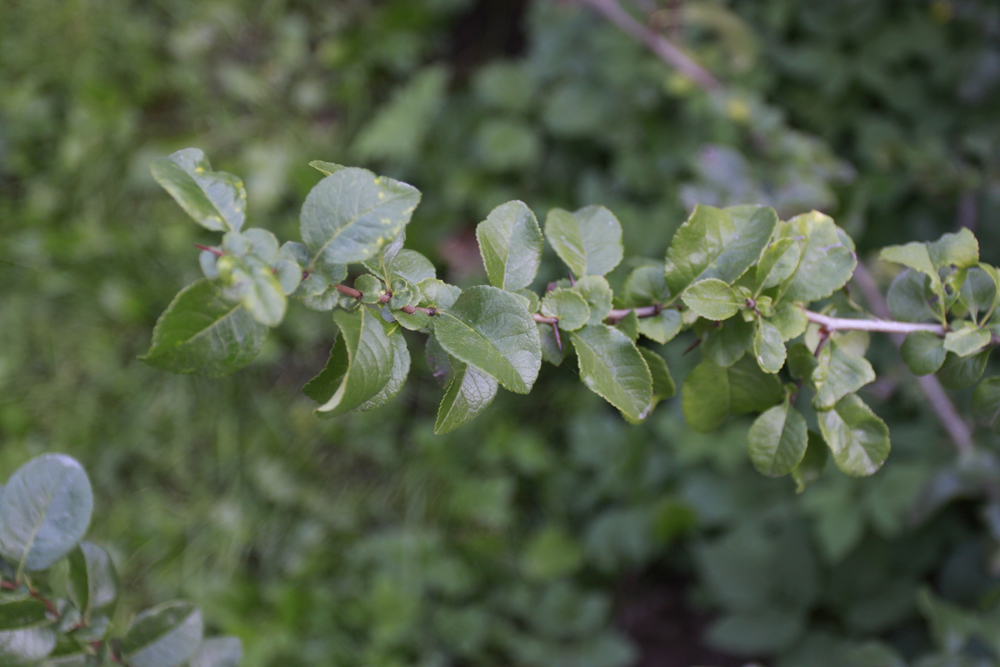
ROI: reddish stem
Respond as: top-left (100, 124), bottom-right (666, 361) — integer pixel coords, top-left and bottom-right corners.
top-left (194, 244), bottom-right (224, 257)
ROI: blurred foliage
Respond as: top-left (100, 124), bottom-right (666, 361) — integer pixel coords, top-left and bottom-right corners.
top-left (5, 0), bottom-right (1000, 666)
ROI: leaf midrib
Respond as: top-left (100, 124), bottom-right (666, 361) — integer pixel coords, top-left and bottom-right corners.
top-left (308, 188), bottom-right (412, 270)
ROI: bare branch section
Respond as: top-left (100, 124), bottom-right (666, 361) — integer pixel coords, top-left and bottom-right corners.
top-left (573, 0), bottom-right (722, 92)
top-left (802, 309), bottom-right (946, 336)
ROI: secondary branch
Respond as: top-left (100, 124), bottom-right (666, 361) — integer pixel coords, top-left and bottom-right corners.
top-left (801, 309), bottom-right (946, 336)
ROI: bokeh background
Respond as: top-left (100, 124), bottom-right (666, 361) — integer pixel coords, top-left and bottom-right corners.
top-left (5, 0), bottom-right (1000, 665)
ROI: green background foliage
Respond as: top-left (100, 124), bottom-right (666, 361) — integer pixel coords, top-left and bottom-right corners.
top-left (5, 0), bottom-right (1000, 665)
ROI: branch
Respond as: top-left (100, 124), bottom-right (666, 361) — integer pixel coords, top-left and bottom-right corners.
top-left (801, 309), bottom-right (946, 336)
top-left (572, 0), bottom-right (722, 92)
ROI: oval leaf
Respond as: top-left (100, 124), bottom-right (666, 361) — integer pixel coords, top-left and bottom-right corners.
top-left (818, 394), bottom-right (890, 477)
top-left (434, 361), bottom-right (499, 434)
top-left (540, 289), bottom-right (591, 331)
top-left (792, 431), bottom-right (829, 493)
top-left (121, 602), bottom-right (203, 667)
top-left (544, 205), bottom-right (624, 278)
top-left (570, 324), bottom-right (653, 421)
top-left (681, 356), bottom-right (784, 433)
top-left (682, 279), bottom-right (743, 321)
top-left (937, 349), bottom-right (990, 390)
top-left (67, 542), bottom-right (118, 619)
top-left (356, 327), bottom-right (410, 412)
top-left (0, 601), bottom-right (49, 630)
top-left (812, 341), bottom-right (876, 411)
top-left (150, 148), bottom-right (246, 233)
top-left (748, 400), bottom-right (808, 477)
top-left (901, 331), bottom-right (947, 376)
top-left (0, 454), bottom-right (93, 573)
top-left (753, 319), bottom-right (786, 374)
top-left (777, 211), bottom-right (857, 302)
top-left (476, 201), bottom-right (543, 291)
top-left (434, 286), bottom-right (541, 394)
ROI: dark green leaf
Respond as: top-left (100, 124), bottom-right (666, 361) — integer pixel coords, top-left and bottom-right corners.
top-left (142, 280), bottom-right (267, 377)
top-left (67, 542), bottom-right (118, 619)
top-left (753, 319), bottom-right (786, 373)
top-left (300, 168), bottom-right (420, 267)
top-left (813, 342), bottom-right (876, 411)
top-left (957, 265), bottom-right (998, 321)
top-left (748, 399), bottom-right (808, 477)
top-left (792, 431), bottom-right (829, 493)
top-left (665, 205), bottom-right (778, 297)
top-left (434, 286), bottom-right (541, 394)
top-left (538, 323), bottom-right (566, 366)
top-left (901, 331), bottom-right (946, 375)
top-left (777, 211), bottom-right (857, 302)
top-left (0, 601), bottom-right (48, 630)
top-left (476, 201), bottom-right (543, 291)
top-left (702, 317), bottom-right (755, 367)
top-left (786, 343), bottom-right (818, 382)
top-left (121, 601), bottom-right (203, 667)
top-left (887, 269), bottom-right (938, 322)
top-left (682, 279), bottom-right (744, 320)
top-left (682, 357), bottom-right (784, 433)
top-left (544, 205), bottom-right (623, 278)
top-left (623, 264), bottom-right (670, 306)
top-left (706, 608), bottom-right (804, 656)
top-left (434, 361), bottom-right (499, 434)
top-left (754, 237), bottom-right (799, 292)
top-left (973, 377), bottom-right (1000, 433)
top-left (188, 637), bottom-right (242, 667)
top-left (937, 349), bottom-right (990, 390)
top-left (0, 454), bottom-right (93, 573)
top-left (150, 148), bottom-right (246, 232)
top-left (640, 348), bottom-right (676, 402)
top-left (356, 328), bottom-right (410, 411)
top-left (540, 288), bottom-right (590, 331)
top-left (571, 324), bottom-right (653, 421)
top-left (818, 394), bottom-right (890, 476)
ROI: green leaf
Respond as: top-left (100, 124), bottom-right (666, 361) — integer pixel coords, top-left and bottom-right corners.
top-left (388, 249), bottom-right (436, 285)
top-left (570, 324), bottom-right (653, 421)
top-left (121, 601), bottom-right (203, 667)
top-left (0, 601), bottom-right (48, 630)
top-left (665, 205), bottom-right (779, 297)
top-left (573, 276), bottom-right (614, 325)
top-left (540, 288), bottom-right (590, 331)
top-left (818, 394), bottom-right (890, 476)
top-left (418, 279), bottom-right (461, 310)
top-left (777, 211), bottom-right (857, 302)
top-left (434, 361), bottom-right (499, 434)
top-left (682, 279), bottom-right (744, 320)
top-left (812, 341), bottom-right (876, 411)
top-left (748, 399), bottom-right (808, 477)
top-left (786, 343), bottom-right (818, 382)
top-left (304, 308), bottom-right (396, 417)
top-left (792, 431), bottom-right (829, 493)
top-left (937, 349), bottom-right (990, 390)
top-left (216, 255), bottom-right (286, 327)
top-left (637, 309), bottom-right (682, 344)
top-left (150, 148), bottom-right (246, 233)
top-left (308, 160), bottom-right (346, 176)
top-left (67, 542), bottom-right (118, 619)
top-left (957, 265), bottom-right (998, 321)
top-left (521, 527), bottom-right (584, 581)
top-left (769, 302), bottom-right (808, 341)
top-left (538, 323), bottom-right (566, 366)
top-left (706, 609), bottom-right (804, 656)
top-left (143, 280), bottom-right (267, 377)
top-left (0, 454), bottom-right (93, 573)
top-left (753, 319), bottom-right (786, 373)
top-left (702, 317), bottom-right (755, 367)
top-left (886, 269), bottom-right (938, 322)
top-left (356, 328), bottom-right (410, 411)
top-left (616, 311), bottom-right (640, 341)
top-left (476, 201), bottom-right (543, 291)
top-left (928, 228), bottom-right (979, 269)
top-left (973, 377), bottom-right (1000, 433)
top-left (754, 237), bottom-right (799, 292)
top-left (880, 241), bottom-right (943, 301)
top-left (682, 357), bottom-right (784, 433)
top-left (425, 335), bottom-right (452, 387)
top-left (188, 637), bottom-right (242, 667)
top-left (0, 627), bottom-right (56, 665)
top-left (300, 168), bottom-right (421, 267)
top-left (434, 286), bottom-right (541, 394)
top-left (544, 205), bottom-right (624, 279)
top-left (900, 331), bottom-right (946, 375)
top-left (943, 322), bottom-right (991, 357)
top-left (623, 264), bottom-right (670, 306)
top-left (640, 348), bottom-right (676, 402)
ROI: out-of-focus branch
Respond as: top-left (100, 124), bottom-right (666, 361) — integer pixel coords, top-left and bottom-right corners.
top-left (572, 0), bottom-right (722, 92)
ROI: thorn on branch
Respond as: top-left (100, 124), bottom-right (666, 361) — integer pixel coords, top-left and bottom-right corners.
top-left (552, 322), bottom-right (562, 352)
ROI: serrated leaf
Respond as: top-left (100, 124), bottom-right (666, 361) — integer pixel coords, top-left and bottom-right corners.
top-left (356, 328), bottom-right (410, 411)
top-left (769, 302), bottom-right (808, 341)
top-left (755, 237), bottom-right (799, 292)
top-left (937, 349), bottom-right (990, 390)
top-left (67, 542), bottom-right (118, 619)
top-left (973, 377), bottom-right (1000, 434)
top-left (812, 342), bottom-right (876, 411)
top-left (389, 249), bottom-right (436, 285)
top-left (476, 200), bottom-right (543, 291)
top-left (308, 160), bottom-right (346, 176)
top-left (792, 431), bottom-right (828, 492)
top-left (0, 454), bottom-right (93, 573)
top-left (682, 279), bottom-right (744, 320)
top-left (540, 288), bottom-right (590, 331)
top-left (434, 286), bottom-right (541, 394)
top-left (754, 319), bottom-right (786, 373)
top-left (434, 361), bottom-right (499, 434)
top-left (300, 168), bottom-right (421, 267)
top-left (150, 148), bottom-right (246, 232)
top-left (665, 205), bottom-right (778, 297)
top-left (818, 394), bottom-right (890, 476)
top-left (681, 356), bottom-right (784, 433)
top-left (928, 228), bottom-right (979, 268)
top-left (571, 324), bottom-right (653, 421)
top-left (121, 602), bottom-right (203, 667)
top-left (901, 331), bottom-right (946, 375)
top-left (638, 309), bottom-right (682, 344)
top-left (886, 269), bottom-right (938, 322)
top-left (573, 276), bottom-right (613, 325)
top-left (544, 205), bottom-right (623, 278)
top-left (216, 255), bottom-right (286, 327)
top-left (623, 264), bottom-right (670, 306)
top-left (943, 323), bottom-right (991, 357)
top-left (188, 637), bottom-right (242, 667)
top-left (748, 399), bottom-right (808, 477)
top-left (777, 211), bottom-right (857, 302)
top-left (142, 280), bottom-right (267, 377)
top-left (0, 601), bottom-right (48, 630)
top-left (304, 308), bottom-right (396, 417)
top-left (702, 317), bottom-right (755, 367)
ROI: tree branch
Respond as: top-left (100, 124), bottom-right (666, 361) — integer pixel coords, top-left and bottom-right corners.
top-left (572, 0), bottom-right (722, 92)
top-left (801, 309), bottom-right (946, 336)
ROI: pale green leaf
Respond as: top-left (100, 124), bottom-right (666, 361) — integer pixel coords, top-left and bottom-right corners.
top-left (813, 342), bottom-right (876, 411)
top-left (301, 168), bottom-right (420, 267)
top-left (540, 288), bottom-right (591, 331)
top-left (769, 301), bottom-right (808, 341)
top-left (573, 276), bottom-right (614, 325)
top-left (880, 241), bottom-right (944, 304)
top-left (308, 160), bottom-right (346, 176)
top-left (0, 627), bottom-right (56, 665)
top-left (900, 331), bottom-right (946, 375)
top-left (571, 324), bottom-right (653, 421)
top-left (682, 279), bottom-right (743, 321)
top-left (665, 205), bottom-right (778, 297)
top-left (819, 394), bottom-right (890, 476)
top-left (777, 211), bottom-right (857, 302)
top-left (681, 357), bottom-right (784, 433)
top-left (943, 323), bottom-right (991, 357)
top-left (476, 200), bottom-right (543, 291)
top-left (637, 309), bottom-right (682, 344)
top-left (150, 148), bottom-right (246, 232)
top-left (748, 400), bottom-right (808, 477)
top-left (418, 279), bottom-right (461, 310)
top-left (623, 264), bottom-right (670, 306)
top-left (121, 602), bottom-right (203, 667)
top-left (754, 318), bottom-right (786, 373)
top-left (928, 228), bottom-right (979, 269)
top-left (188, 637), bottom-right (242, 667)
top-left (755, 237), bottom-right (799, 292)
top-left (434, 361), bottom-right (499, 434)
top-left (0, 454), bottom-right (93, 573)
top-left (544, 205), bottom-right (624, 278)
top-left (217, 255), bottom-right (286, 327)
top-left (434, 286), bottom-right (541, 394)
